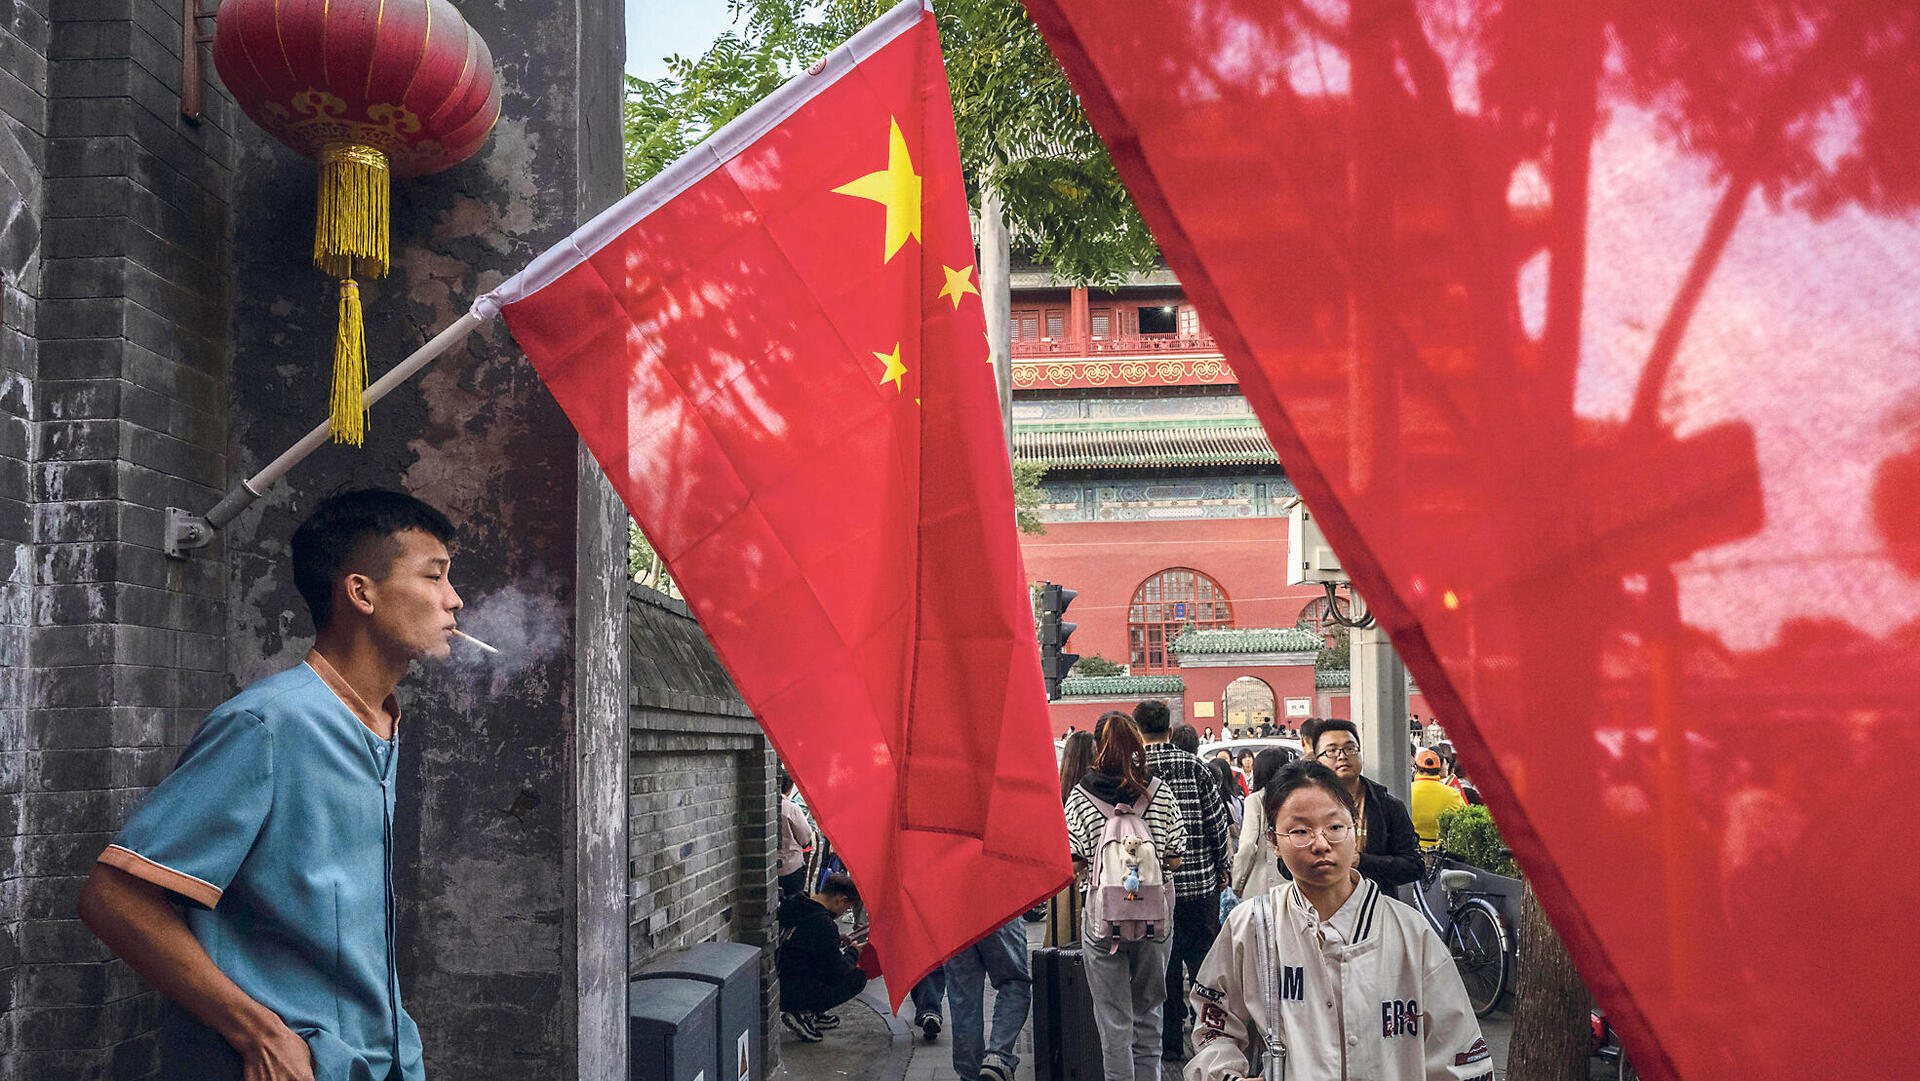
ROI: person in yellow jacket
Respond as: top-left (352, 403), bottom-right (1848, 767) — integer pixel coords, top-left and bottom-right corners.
top-left (1410, 750), bottom-right (1466, 849)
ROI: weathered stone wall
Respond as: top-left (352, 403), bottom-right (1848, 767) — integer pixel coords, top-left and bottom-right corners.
top-left (627, 584), bottom-right (781, 1077)
top-left (5, 1), bottom-right (237, 1076)
top-left (0, 3), bottom-right (784, 1079)
top-left (0, 1), bottom-right (50, 1072)
top-left (214, 0), bottom-right (629, 1075)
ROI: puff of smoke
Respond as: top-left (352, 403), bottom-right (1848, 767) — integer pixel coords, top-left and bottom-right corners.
top-left (442, 581), bottom-right (568, 691)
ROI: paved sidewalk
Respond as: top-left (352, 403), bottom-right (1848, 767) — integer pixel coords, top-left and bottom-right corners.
top-left (772, 920), bottom-right (1619, 1081)
top-left (775, 980), bottom-right (909, 1081)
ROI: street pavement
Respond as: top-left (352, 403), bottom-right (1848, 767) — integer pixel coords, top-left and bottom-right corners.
top-left (773, 920), bottom-right (1629, 1081)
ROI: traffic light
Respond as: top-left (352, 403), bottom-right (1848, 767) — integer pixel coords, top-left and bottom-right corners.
top-left (1038, 581), bottom-right (1079, 701)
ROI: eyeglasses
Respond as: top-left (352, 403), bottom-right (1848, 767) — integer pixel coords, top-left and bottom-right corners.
top-left (1315, 745), bottom-right (1361, 761)
top-left (1269, 824), bottom-right (1355, 848)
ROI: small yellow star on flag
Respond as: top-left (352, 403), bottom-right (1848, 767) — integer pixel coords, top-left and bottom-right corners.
top-left (874, 343), bottom-right (908, 392)
top-left (832, 118), bottom-right (922, 263)
top-left (937, 264), bottom-right (980, 309)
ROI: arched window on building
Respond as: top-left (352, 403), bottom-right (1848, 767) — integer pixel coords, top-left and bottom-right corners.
top-left (1129, 568), bottom-right (1234, 673)
top-left (1297, 596), bottom-right (1335, 642)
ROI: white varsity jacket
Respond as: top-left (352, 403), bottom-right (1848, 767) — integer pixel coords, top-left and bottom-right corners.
top-left (1184, 875), bottom-right (1494, 1081)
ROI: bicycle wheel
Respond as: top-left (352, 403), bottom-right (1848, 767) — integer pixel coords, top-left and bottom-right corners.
top-left (1617, 1051), bottom-right (1639, 1081)
top-left (1445, 898), bottom-right (1509, 1017)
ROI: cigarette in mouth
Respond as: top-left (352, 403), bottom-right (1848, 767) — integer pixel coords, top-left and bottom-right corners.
top-left (452, 628), bottom-right (501, 654)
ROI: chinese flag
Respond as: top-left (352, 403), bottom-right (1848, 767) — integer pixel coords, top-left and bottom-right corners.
top-left (1020, 0), bottom-right (1920, 1079)
top-left (474, 0), bottom-right (1068, 1001)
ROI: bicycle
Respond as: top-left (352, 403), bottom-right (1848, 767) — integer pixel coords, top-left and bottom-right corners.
top-left (1409, 847), bottom-right (1511, 1017)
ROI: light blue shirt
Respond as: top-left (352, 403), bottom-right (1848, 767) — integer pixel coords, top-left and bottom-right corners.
top-left (103, 657), bottom-right (422, 1081)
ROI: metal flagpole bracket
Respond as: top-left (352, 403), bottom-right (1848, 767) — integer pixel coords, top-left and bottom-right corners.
top-left (165, 507), bottom-right (215, 558)
top-left (165, 481), bottom-right (262, 558)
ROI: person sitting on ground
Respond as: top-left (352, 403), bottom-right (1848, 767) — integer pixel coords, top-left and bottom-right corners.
top-left (777, 874), bottom-right (867, 1043)
top-left (1185, 762), bottom-right (1492, 1081)
top-left (1410, 749), bottom-right (1467, 849)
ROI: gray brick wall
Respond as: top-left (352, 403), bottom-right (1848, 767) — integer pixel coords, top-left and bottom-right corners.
top-left (4, 3), bottom-right (235, 1077)
top-left (2, 0), bottom-right (52, 1077)
top-left (627, 583), bottom-right (782, 1077)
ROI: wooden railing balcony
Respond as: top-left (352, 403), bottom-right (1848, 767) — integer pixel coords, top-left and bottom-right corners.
top-left (1010, 331), bottom-right (1219, 358)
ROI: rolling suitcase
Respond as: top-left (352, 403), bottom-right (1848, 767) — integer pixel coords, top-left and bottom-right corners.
top-left (1032, 945), bottom-right (1103, 1081)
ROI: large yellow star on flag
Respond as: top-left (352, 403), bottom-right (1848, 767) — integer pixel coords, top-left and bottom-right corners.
top-left (833, 118), bottom-right (922, 263)
top-left (874, 342), bottom-right (908, 392)
top-left (937, 264), bottom-right (980, 309)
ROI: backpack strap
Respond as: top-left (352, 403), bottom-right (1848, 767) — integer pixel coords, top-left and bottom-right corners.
top-left (1079, 776), bottom-right (1160, 819)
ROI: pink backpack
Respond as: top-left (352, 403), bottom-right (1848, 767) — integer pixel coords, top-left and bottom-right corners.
top-left (1081, 777), bottom-right (1174, 951)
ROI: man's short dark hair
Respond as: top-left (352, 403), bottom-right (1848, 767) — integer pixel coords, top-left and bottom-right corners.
top-left (291, 489), bottom-right (455, 632)
top-left (1299, 716), bottom-right (1358, 751)
top-left (1133, 699), bottom-right (1172, 735)
top-left (1170, 722), bottom-right (1199, 754)
top-left (779, 772), bottom-right (794, 795)
top-left (819, 873), bottom-right (860, 906)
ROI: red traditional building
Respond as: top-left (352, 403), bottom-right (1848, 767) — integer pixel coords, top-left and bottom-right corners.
top-left (1006, 268), bottom-right (1408, 736)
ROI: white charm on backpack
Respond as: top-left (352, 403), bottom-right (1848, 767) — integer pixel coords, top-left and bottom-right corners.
top-left (1081, 778), bottom-right (1174, 953)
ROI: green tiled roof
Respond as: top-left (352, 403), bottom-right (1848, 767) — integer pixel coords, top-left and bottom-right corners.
top-left (1058, 674), bottom-right (1185, 697)
top-left (1014, 418), bottom-right (1276, 469)
top-left (1171, 627), bottom-right (1324, 654)
top-left (1315, 668), bottom-right (1351, 689)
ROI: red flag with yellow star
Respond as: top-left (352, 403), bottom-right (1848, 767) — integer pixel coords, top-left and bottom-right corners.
top-left (473, 0), bottom-right (1069, 1003)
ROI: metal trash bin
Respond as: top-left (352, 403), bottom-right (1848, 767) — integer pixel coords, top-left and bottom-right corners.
top-left (630, 976), bottom-right (719, 1081)
top-left (640, 943), bottom-right (763, 1081)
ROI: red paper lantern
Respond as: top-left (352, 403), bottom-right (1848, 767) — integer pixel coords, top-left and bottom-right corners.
top-left (213, 0), bottom-right (500, 444)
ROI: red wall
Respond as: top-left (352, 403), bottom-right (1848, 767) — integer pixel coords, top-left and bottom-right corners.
top-left (1048, 696), bottom-right (1184, 737)
top-left (1181, 662), bottom-right (1318, 730)
top-left (1017, 517), bottom-right (1323, 670)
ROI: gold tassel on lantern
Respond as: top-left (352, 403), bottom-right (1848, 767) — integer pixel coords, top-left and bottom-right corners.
top-left (314, 143), bottom-right (389, 445)
top-left (330, 279), bottom-right (368, 446)
top-left (314, 143), bottom-right (390, 278)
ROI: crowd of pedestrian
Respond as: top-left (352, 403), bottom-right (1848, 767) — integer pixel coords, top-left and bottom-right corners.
top-left (773, 701), bottom-right (1494, 1081)
top-left (1053, 703), bottom-right (1492, 1081)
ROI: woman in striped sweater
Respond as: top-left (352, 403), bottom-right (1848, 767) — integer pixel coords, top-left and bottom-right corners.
top-left (1065, 713), bottom-right (1187, 1081)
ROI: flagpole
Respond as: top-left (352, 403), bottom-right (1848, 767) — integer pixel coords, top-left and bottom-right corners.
top-left (163, 312), bottom-right (486, 558)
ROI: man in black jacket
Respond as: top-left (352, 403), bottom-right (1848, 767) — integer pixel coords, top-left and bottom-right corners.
top-left (776, 873), bottom-right (866, 1042)
top-left (1298, 718), bottom-right (1423, 891)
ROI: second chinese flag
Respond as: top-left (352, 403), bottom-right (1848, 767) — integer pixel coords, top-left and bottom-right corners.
top-left (474, 0), bottom-right (1069, 1001)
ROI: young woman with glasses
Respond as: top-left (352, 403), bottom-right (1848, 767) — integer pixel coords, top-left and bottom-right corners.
top-left (1183, 762), bottom-right (1492, 1081)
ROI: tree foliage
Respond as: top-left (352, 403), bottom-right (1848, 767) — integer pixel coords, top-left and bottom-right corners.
top-left (623, 0), bottom-right (1160, 284)
top-left (1071, 654), bottom-right (1124, 677)
top-left (1314, 621), bottom-right (1350, 672)
top-left (1012, 458), bottom-right (1048, 535)
top-left (1437, 804), bottom-right (1516, 878)
top-left (629, 521), bottom-right (678, 597)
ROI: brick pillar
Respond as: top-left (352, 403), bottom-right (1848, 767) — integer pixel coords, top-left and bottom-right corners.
top-left (217, 0), bottom-right (626, 1078)
top-left (8, 2), bottom-right (236, 1077)
top-left (0, 5), bottom-right (47, 1076)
